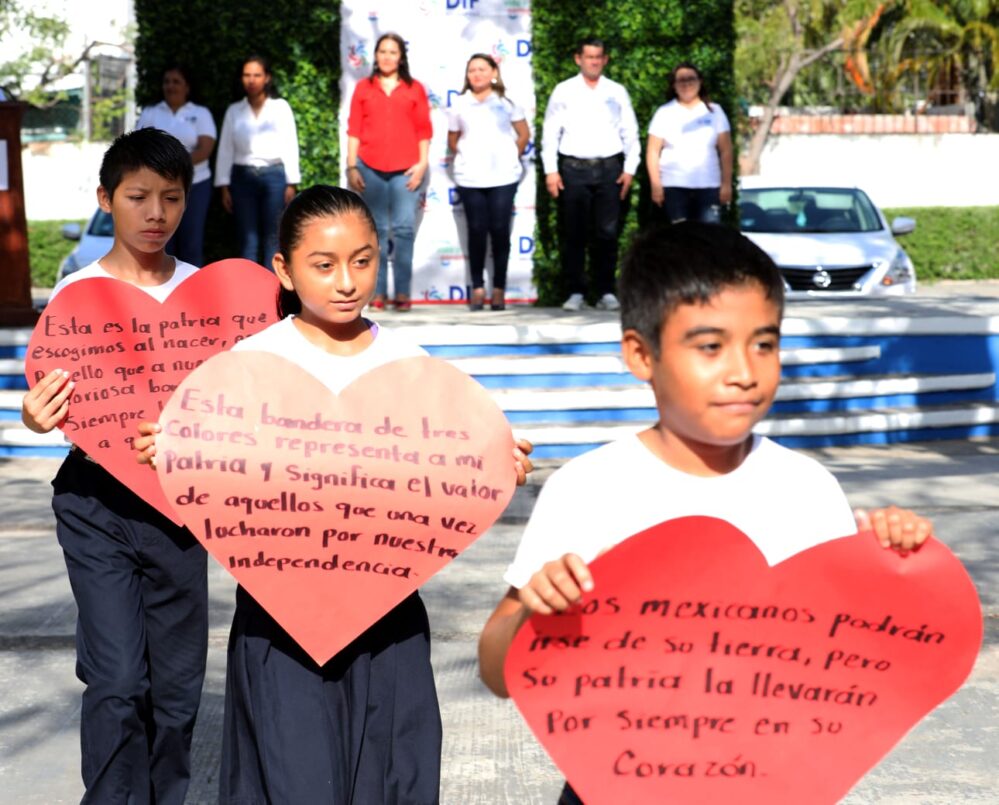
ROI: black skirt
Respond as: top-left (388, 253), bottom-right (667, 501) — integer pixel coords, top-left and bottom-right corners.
top-left (220, 587), bottom-right (442, 804)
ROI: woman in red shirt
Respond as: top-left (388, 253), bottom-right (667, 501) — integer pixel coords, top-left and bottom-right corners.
top-left (347, 33), bottom-right (432, 311)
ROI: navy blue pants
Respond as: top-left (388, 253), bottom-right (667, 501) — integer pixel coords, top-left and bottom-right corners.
top-left (52, 450), bottom-right (208, 805)
top-left (662, 186), bottom-right (721, 224)
top-left (457, 182), bottom-right (518, 290)
top-left (230, 163), bottom-right (287, 268)
top-left (167, 177), bottom-right (211, 267)
top-left (221, 587), bottom-right (442, 804)
top-left (558, 154), bottom-right (623, 297)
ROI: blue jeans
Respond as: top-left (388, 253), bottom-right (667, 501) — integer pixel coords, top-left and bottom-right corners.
top-left (357, 159), bottom-right (420, 298)
top-left (662, 186), bottom-right (721, 224)
top-left (457, 182), bottom-right (518, 290)
top-left (230, 164), bottom-right (287, 269)
top-left (167, 177), bottom-right (211, 266)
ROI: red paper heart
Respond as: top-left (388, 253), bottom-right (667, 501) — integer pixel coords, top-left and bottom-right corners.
top-left (155, 350), bottom-right (516, 665)
top-left (505, 517), bottom-right (982, 805)
top-left (25, 260), bottom-right (280, 522)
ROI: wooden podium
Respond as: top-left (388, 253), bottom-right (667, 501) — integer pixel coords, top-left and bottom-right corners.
top-left (0, 101), bottom-right (39, 326)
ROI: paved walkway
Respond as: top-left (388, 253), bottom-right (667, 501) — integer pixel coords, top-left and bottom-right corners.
top-left (0, 437), bottom-right (996, 803)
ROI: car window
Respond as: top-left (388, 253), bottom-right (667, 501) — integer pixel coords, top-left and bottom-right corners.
top-left (88, 210), bottom-right (115, 237)
top-left (739, 188), bottom-right (883, 233)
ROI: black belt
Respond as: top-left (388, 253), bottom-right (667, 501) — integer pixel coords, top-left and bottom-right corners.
top-left (558, 153), bottom-right (623, 168)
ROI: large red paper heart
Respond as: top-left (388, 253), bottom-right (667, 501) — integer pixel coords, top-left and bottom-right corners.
top-left (25, 260), bottom-right (279, 522)
top-left (155, 350), bottom-right (516, 665)
top-left (505, 517), bottom-right (982, 805)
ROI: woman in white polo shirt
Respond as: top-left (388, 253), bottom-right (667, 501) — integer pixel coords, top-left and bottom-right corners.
top-left (215, 55), bottom-right (300, 268)
top-left (135, 64), bottom-right (216, 266)
top-left (448, 54), bottom-right (530, 311)
top-left (646, 61), bottom-right (733, 224)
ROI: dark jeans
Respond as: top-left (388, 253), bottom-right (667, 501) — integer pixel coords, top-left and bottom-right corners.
top-left (167, 177), bottom-right (211, 267)
top-left (230, 163), bottom-right (287, 269)
top-left (662, 186), bottom-right (721, 224)
top-left (558, 153), bottom-right (623, 297)
top-left (52, 451), bottom-right (208, 805)
top-left (457, 182), bottom-right (518, 290)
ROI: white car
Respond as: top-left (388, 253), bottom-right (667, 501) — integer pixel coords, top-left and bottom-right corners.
top-left (738, 184), bottom-right (916, 297)
top-left (58, 209), bottom-right (114, 281)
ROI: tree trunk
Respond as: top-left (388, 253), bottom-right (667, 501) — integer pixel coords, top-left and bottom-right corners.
top-left (742, 37), bottom-right (845, 175)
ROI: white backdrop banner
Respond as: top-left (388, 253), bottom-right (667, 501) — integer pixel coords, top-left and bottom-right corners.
top-left (339, 0), bottom-right (536, 305)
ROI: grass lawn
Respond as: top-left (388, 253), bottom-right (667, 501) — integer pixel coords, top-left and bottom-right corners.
top-left (28, 207), bottom-right (999, 288)
top-left (883, 206), bottom-right (999, 282)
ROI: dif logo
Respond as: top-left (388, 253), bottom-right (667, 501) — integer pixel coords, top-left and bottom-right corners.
top-left (492, 39), bottom-right (531, 58)
top-left (519, 236), bottom-right (534, 255)
top-left (446, 0), bottom-right (479, 8)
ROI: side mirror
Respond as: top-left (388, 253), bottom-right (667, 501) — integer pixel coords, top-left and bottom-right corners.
top-left (61, 222), bottom-right (82, 241)
top-left (890, 216), bottom-right (915, 236)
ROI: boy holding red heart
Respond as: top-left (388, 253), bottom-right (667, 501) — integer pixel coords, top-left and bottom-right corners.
top-left (479, 222), bottom-right (932, 804)
top-left (21, 129), bottom-right (208, 805)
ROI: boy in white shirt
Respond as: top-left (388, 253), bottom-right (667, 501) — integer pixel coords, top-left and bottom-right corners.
top-left (479, 221), bottom-right (932, 803)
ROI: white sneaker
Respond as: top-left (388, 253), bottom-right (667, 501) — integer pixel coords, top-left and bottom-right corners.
top-left (595, 293), bottom-right (620, 311)
top-left (562, 293), bottom-right (586, 311)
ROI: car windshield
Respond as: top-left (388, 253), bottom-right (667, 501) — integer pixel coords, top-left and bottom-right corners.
top-left (739, 187), bottom-right (883, 234)
top-left (88, 210), bottom-right (115, 237)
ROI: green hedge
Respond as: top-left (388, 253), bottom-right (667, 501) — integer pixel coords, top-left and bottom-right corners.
top-left (531, 0), bottom-right (736, 304)
top-left (883, 207), bottom-right (999, 282)
top-left (134, 0), bottom-right (340, 262)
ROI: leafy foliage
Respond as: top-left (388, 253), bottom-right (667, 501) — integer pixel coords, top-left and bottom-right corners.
top-left (532, 0), bottom-right (736, 304)
top-left (1, 1), bottom-right (81, 106)
top-left (27, 219), bottom-right (84, 288)
top-left (878, 0), bottom-right (999, 117)
top-left (885, 206), bottom-right (999, 281)
top-left (134, 0), bottom-right (340, 260)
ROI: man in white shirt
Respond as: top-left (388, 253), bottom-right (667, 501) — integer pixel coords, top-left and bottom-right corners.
top-left (541, 37), bottom-right (640, 312)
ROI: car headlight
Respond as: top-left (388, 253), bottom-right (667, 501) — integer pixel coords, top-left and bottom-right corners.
top-left (876, 248), bottom-right (913, 288)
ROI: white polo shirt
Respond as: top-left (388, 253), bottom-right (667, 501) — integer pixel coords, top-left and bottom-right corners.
top-left (136, 101), bottom-right (217, 185)
top-left (648, 99), bottom-right (731, 188)
top-left (447, 91), bottom-right (526, 188)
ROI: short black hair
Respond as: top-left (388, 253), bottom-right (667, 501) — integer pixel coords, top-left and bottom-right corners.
top-left (619, 222), bottom-right (785, 356)
top-left (576, 37), bottom-right (607, 55)
top-left (98, 128), bottom-right (193, 199)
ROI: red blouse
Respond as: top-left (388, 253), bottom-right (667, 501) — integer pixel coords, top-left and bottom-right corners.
top-left (348, 77), bottom-right (433, 172)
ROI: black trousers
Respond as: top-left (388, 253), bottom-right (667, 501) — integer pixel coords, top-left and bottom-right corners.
top-left (661, 185), bottom-right (722, 224)
top-left (221, 589), bottom-right (442, 804)
top-left (52, 450), bottom-right (208, 805)
top-left (457, 182), bottom-right (519, 290)
top-left (558, 154), bottom-right (624, 297)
